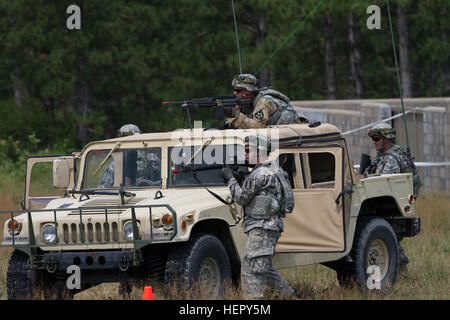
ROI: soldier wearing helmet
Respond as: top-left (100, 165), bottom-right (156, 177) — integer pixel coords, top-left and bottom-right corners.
top-left (365, 123), bottom-right (409, 175)
top-left (364, 122), bottom-right (418, 271)
top-left (222, 135), bottom-right (296, 299)
top-left (99, 124), bottom-right (142, 189)
top-left (226, 74), bottom-right (308, 129)
top-left (117, 124), bottom-right (141, 137)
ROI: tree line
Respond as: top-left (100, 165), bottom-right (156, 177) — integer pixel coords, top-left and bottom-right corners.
top-left (0, 0), bottom-right (448, 151)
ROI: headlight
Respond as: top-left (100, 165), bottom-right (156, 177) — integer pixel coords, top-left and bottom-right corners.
top-left (42, 224), bottom-right (57, 243)
top-left (123, 221), bottom-right (138, 241)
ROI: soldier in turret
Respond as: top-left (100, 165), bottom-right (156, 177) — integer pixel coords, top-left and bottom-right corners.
top-left (226, 73), bottom-right (308, 129)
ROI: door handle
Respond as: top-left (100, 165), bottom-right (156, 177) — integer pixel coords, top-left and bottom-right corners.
top-left (335, 189), bottom-right (354, 205)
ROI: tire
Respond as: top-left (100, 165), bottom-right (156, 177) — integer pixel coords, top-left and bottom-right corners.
top-left (340, 216), bottom-right (399, 290)
top-left (164, 233), bottom-right (231, 299)
top-left (7, 250), bottom-right (74, 300)
top-left (6, 250), bottom-right (39, 299)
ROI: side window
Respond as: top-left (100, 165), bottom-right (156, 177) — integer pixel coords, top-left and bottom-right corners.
top-left (29, 162), bottom-right (67, 197)
top-left (309, 152), bottom-right (335, 184)
top-left (277, 153), bottom-right (296, 188)
top-left (296, 152), bottom-right (336, 189)
top-left (168, 144), bottom-right (245, 187)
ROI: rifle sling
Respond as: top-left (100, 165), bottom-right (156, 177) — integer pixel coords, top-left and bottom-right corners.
top-left (191, 171), bottom-right (233, 205)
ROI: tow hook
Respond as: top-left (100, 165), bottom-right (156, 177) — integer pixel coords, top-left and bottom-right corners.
top-left (45, 256), bottom-right (58, 273)
top-left (119, 254), bottom-right (131, 271)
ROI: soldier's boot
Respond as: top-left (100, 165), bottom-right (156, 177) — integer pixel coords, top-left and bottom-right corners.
top-left (399, 244), bottom-right (409, 273)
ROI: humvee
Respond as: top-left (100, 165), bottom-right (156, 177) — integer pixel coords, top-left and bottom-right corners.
top-left (1, 123), bottom-right (421, 299)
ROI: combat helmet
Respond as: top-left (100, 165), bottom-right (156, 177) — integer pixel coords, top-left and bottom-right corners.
top-left (232, 73), bottom-right (260, 92)
top-left (368, 123), bottom-right (396, 140)
top-left (117, 124), bottom-right (141, 137)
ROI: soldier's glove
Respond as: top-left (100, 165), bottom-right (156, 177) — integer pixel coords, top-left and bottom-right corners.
top-left (221, 167), bottom-right (234, 181)
top-left (230, 106), bottom-right (240, 118)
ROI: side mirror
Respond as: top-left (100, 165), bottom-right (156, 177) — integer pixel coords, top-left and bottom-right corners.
top-left (53, 159), bottom-right (70, 189)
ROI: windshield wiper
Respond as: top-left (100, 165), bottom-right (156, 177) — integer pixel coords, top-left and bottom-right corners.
top-left (93, 142), bottom-right (121, 175)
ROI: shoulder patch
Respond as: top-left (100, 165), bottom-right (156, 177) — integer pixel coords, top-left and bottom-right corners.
top-left (254, 110), bottom-right (264, 121)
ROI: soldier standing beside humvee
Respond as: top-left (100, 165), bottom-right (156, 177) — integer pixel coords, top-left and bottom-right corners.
top-left (222, 134), bottom-right (296, 299)
top-left (363, 123), bottom-right (421, 271)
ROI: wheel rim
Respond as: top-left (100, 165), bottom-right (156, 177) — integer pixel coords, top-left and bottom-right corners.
top-left (197, 257), bottom-right (221, 297)
top-left (367, 239), bottom-right (389, 280)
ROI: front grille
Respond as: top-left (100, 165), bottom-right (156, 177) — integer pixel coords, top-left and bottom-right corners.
top-left (62, 222), bottom-right (120, 244)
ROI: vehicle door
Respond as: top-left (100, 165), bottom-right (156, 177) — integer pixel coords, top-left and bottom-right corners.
top-left (25, 155), bottom-right (77, 210)
top-left (275, 146), bottom-right (346, 252)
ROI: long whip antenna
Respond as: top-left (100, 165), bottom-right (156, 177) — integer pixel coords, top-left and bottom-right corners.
top-left (231, 0), bottom-right (242, 73)
top-left (386, 0), bottom-right (411, 157)
top-left (255, 0), bottom-right (325, 75)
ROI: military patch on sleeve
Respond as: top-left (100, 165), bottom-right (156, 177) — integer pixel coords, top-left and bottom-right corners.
top-left (253, 110), bottom-right (265, 121)
top-left (243, 177), bottom-right (256, 193)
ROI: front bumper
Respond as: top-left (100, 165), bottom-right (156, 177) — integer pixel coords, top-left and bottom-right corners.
top-left (43, 249), bottom-right (135, 272)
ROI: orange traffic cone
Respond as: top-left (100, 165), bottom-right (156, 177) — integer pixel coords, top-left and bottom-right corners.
top-left (143, 286), bottom-right (154, 300)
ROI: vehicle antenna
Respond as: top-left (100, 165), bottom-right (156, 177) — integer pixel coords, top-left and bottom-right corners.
top-left (386, 0), bottom-right (411, 159)
top-left (254, 0), bottom-right (325, 75)
top-left (231, 0), bottom-right (242, 73)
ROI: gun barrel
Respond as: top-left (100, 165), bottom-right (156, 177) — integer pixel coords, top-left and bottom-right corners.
top-left (181, 164), bottom-right (225, 172)
top-left (162, 97), bottom-right (253, 108)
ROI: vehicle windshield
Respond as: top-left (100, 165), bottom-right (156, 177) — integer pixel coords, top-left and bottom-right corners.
top-left (168, 144), bottom-right (246, 187)
top-left (83, 148), bottom-right (162, 189)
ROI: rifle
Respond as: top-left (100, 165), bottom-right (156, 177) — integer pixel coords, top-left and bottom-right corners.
top-left (180, 163), bottom-right (251, 184)
top-left (172, 163), bottom-right (250, 206)
top-left (163, 96), bottom-right (253, 129)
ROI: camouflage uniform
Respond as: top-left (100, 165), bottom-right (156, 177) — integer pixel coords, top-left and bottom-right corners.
top-left (364, 123), bottom-right (418, 268)
top-left (227, 74), bottom-right (307, 129)
top-left (365, 144), bottom-right (410, 174)
top-left (227, 159), bottom-right (295, 299)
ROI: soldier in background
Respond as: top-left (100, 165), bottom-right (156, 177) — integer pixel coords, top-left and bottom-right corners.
top-left (364, 123), bottom-right (410, 175)
top-left (364, 123), bottom-right (418, 271)
top-left (226, 73), bottom-right (308, 129)
top-left (99, 124), bottom-right (141, 188)
top-left (222, 134), bottom-right (296, 299)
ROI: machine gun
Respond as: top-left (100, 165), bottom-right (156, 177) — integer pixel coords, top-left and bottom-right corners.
top-left (163, 96), bottom-right (253, 129)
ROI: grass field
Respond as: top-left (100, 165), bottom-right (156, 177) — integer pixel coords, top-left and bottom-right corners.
top-left (0, 173), bottom-right (448, 300)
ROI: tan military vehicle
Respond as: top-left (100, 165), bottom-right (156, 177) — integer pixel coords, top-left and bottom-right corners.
top-left (1, 123), bottom-right (420, 299)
